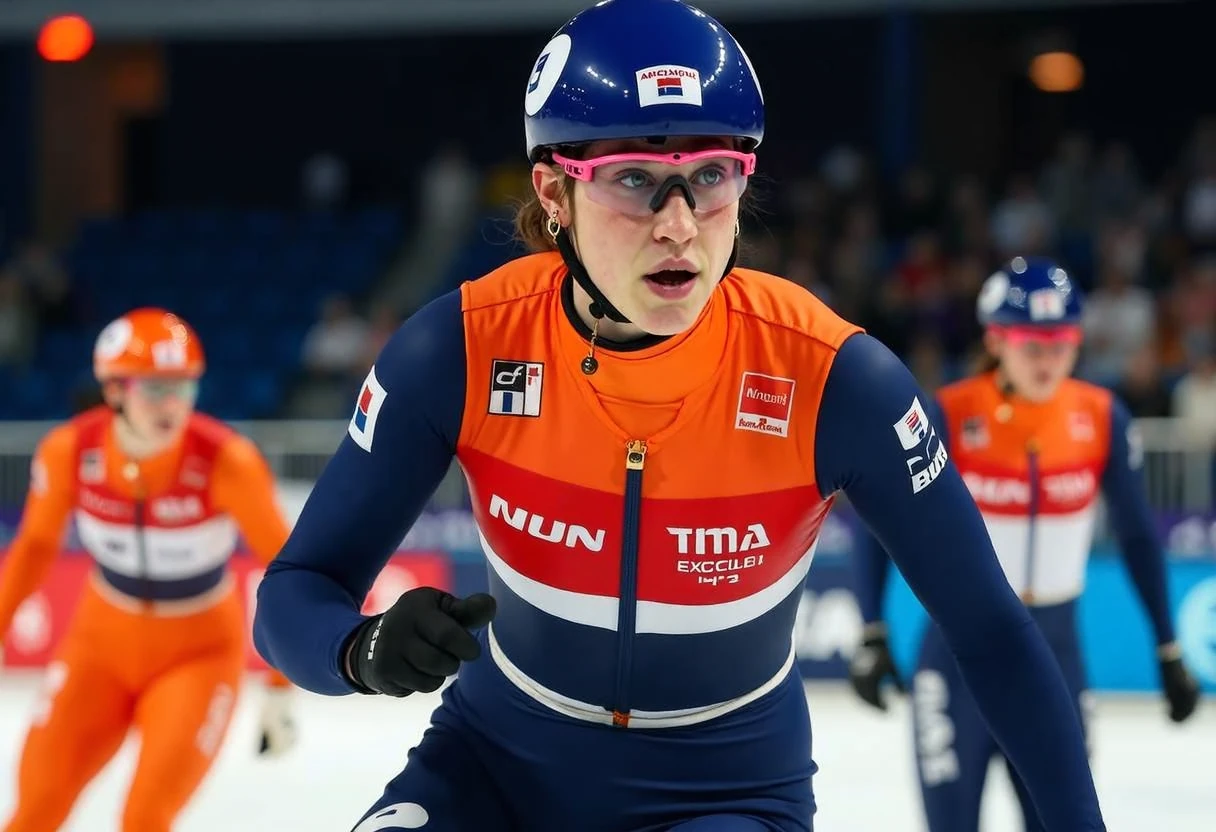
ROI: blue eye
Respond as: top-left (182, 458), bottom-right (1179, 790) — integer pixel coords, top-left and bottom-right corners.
top-left (615, 170), bottom-right (653, 189)
top-left (692, 166), bottom-right (728, 187)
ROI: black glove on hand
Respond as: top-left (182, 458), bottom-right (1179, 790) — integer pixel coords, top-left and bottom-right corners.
top-left (1158, 646), bottom-right (1200, 723)
top-left (848, 631), bottom-right (906, 712)
top-left (344, 587), bottom-right (497, 697)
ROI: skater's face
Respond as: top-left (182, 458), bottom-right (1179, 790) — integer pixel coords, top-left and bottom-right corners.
top-left (108, 377), bottom-right (198, 447)
top-left (985, 326), bottom-right (1081, 402)
top-left (533, 136), bottom-right (747, 339)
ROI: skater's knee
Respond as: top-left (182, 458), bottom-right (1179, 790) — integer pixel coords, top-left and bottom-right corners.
top-left (121, 798), bottom-right (175, 832)
top-left (2, 783), bottom-right (77, 832)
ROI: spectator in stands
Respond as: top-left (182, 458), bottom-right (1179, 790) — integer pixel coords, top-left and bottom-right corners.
top-left (1040, 131), bottom-right (1094, 236)
top-left (990, 172), bottom-right (1055, 258)
top-left (1172, 339), bottom-right (1216, 448)
top-left (941, 175), bottom-right (991, 255)
top-left (301, 151), bottom-right (349, 212)
top-left (895, 229), bottom-right (946, 299)
top-left (419, 142), bottom-right (479, 234)
top-left (938, 253), bottom-right (986, 358)
top-left (784, 256), bottom-right (831, 305)
top-left (1164, 256), bottom-right (1216, 374)
top-left (0, 269), bottom-right (36, 368)
top-left (905, 332), bottom-right (948, 393)
top-left (1115, 344), bottom-right (1172, 418)
top-left (301, 293), bottom-right (371, 382)
top-left (1079, 255), bottom-right (1156, 386)
top-left (886, 165), bottom-right (942, 239)
top-left (1091, 141), bottom-right (1143, 223)
top-left (826, 231), bottom-right (878, 323)
top-left (1182, 117), bottom-right (1216, 252)
top-left (6, 240), bottom-right (80, 331)
top-left (359, 302), bottom-right (402, 372)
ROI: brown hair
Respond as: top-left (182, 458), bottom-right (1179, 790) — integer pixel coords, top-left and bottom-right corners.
top-left (514, 169), bottom-right (573, 253)
top-left (975, 352), bottom-right (1000, 374)
top-left (513, 148), bottom-right (761, 253)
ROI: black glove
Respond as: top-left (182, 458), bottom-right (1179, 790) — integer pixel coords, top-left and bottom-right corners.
top-left (1158, 644), bottom-right (1200, 723)
top-left (848, 629), bottom-right (905, 712)
top-left (344, 587), bottom-right (497, 697)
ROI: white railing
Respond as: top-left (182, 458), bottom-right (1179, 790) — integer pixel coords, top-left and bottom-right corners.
top-left (0, 419), bottom-right (474, 512)
top-left (0, 417), bottom-right (1211, 513)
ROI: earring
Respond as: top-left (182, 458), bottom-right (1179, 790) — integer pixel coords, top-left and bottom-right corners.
top-left (734, 220), bottom-right (740, 238)
top-left (547, 209), bottom-right (561, 240)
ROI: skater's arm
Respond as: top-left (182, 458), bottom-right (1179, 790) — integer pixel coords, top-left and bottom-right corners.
top-left (851, 395), bottom-right (951, 630)
top-left (253, 291), bottom-right (466, 695)
top-left (212, 432), bottom-right (291, 567)
top-left (815, 334), bottom-right (1104, 831)
top-left (212, 433), bottom-right (296, 689)
top-left (1100, 396), bottom-right (1175, 647)
top-left (0, 425), bottom-right (77, 637)
top-left (852, 530), bottom-right (890, 630)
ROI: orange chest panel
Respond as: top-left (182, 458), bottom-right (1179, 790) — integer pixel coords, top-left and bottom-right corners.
top-left (942, 377), bottom-right (1111, 518)
top-left (455, 269), bottom-right (856, 604)
top-left (73, 412), bottom-right (224, 529)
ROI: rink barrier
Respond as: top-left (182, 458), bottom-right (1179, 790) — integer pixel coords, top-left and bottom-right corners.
top-left (2, 548), bottom-right (1212, 695)
top-left (0, 416), bottom-right (1212, 523)
top-left (0, 551), bottom-right (451, 672)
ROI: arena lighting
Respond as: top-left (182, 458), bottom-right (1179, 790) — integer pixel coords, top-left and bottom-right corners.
top-left (37, 14), bottom-right (95, 63)
top-left (1028, 50), bottom-right (1084, 93)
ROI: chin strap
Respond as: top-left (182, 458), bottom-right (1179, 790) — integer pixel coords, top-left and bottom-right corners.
top-left (555, 225), bottom-right (741, 376)
top-left (555, 227), bottom-right (741, 326)
top-left (556, 228), bottom-right (631, 324)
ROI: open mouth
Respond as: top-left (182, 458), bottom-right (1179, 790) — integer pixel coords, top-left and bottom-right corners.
top-left (645, 269), bottom-right (697, 286)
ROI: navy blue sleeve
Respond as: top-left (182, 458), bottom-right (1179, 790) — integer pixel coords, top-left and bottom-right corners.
top-left (851, 396), bottom-right (951, 627)
top-left (252, 290), bottom-right (466, 695)
top-left (816, 334), bottom-right (1104, 831)
top-left (851, 526), bottom-right (891, 627)
top-left (1101, 396), bottom-right (1175, 646)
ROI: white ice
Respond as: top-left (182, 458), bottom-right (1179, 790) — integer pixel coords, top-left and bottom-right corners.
top-left (0, 673), bottom-right (1210, 831)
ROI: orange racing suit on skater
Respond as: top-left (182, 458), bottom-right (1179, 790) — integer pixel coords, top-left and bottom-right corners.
top-left (0, 308), bottom-right (296, 832)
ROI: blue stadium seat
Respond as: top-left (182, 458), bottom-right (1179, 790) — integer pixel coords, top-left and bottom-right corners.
top-left (10, 204), bottom-right (405, 421)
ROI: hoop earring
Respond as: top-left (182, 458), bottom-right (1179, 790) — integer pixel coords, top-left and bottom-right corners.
top-left (734, 220), bottom-right (740, 238)
top-left (547, 210), bottom-right (561, 240)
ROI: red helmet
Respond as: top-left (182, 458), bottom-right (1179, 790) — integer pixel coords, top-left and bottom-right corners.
top-left (93, 307), bottom-right (206, 381)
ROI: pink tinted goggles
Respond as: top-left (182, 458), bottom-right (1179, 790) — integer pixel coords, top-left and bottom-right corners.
top-left (989, 324), bottom-right (1083, 345)
top-left (552, 149), bottom-right (757, 217)
top-left (126, 377), bottom-right (199, 404)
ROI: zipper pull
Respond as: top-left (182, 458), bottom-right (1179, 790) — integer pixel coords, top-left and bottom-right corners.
top-left (625, 440), bottom-right (647, 471)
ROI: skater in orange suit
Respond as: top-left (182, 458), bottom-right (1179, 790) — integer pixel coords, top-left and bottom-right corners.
top-left (0, 308), bottom-right (298, 832)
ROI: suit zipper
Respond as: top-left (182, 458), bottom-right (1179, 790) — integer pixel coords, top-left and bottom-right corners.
top-left (611, 439), bottom-right (647, 728)
top-left (1023, 441), bottom-right (1039, 604)
top-left (129, 464), bottom-right (151, 610)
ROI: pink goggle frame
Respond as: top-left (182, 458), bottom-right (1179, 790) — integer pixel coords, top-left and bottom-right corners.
top-left (989, 324), bottom-right (1083, 346)
top-left (551, 148), bottom-right (757, 217)
top-left (125, 377), bottom-right (200, 403)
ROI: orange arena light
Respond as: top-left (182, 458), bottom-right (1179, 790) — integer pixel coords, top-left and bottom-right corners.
top-left (37, 15), bottom-right (95, 63)
top-left (1028, 51), bottom-right (1084, 93)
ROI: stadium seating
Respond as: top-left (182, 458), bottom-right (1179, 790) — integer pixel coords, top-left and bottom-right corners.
top-left (2, 206), bottom-right (403, 421)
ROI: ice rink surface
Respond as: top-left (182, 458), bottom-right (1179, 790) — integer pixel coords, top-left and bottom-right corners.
top-left (0, 672), bottom-right (1210, 831)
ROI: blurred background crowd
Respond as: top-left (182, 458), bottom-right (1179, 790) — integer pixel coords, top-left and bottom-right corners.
top-left (0, 0), bottom-right (1212, 453)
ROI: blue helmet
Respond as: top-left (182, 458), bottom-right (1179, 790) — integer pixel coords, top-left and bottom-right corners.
top-left (976, 256), bottom-right (1084, 328)
top-left (523, 0), bottom-right (765, 161)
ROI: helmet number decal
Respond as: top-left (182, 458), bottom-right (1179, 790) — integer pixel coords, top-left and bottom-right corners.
top-left (524, 34), bottom-right (573, 117)
top-left (1028, 287), bottom-right (1066, 321)
top-left (94, 318), bottom-right (134, 361)
top-left (151, 339), bottom-right (188, 369)
top-left (635, 65), bottom-right (702, 108)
